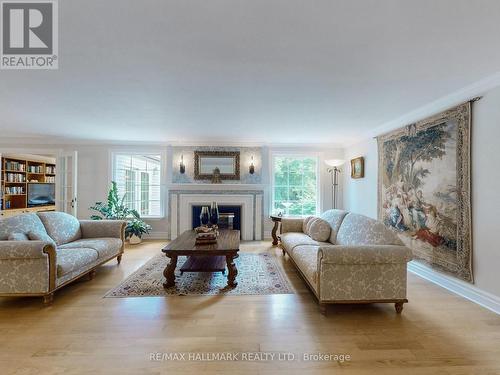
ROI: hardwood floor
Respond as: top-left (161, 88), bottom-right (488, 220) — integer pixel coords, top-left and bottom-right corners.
top-left (1, 240), bottom-right (500, 375)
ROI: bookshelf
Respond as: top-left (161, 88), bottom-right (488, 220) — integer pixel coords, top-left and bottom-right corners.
top-left (1, 156), bottom-right (57, 216)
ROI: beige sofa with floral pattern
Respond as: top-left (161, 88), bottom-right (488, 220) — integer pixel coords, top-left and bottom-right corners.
top-left (0, 212), bottom-right (125, 304)
top-left (279, 209), bottom-right (412, 313)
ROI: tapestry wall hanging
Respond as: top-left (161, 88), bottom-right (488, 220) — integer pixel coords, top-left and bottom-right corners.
top-left (377, 102), bottom-right (473, 282)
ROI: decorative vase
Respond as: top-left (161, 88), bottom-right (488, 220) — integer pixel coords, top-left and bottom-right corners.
top-left (210, 202), bottom-right (219, 226)
top-left (200, 206), bottom-right (210, 226)
top-left (129, 234), bottom-right (142, 245)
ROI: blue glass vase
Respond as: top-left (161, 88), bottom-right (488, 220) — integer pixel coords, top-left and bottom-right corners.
top-left (200, 206), bottom-right (210, 226)
top-left (210, 202), bottom-right (219, 226)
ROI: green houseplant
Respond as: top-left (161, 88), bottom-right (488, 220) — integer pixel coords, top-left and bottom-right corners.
top-left (90, 181), bottom-right (151, 244)
top-left (125, 219), bottom-right (152, 244)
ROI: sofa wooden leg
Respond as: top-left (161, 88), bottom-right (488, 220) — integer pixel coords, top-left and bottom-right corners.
top-left (319, 303), bottom-right (327, 315)
top-left (88, 269), bottom-right (97, 280)
top-left (117, 254), bottom-right (122, 264)
top-left (43, 293), bottom-right (54, 306)
top-left (395, 301), bottom-right (404, 314)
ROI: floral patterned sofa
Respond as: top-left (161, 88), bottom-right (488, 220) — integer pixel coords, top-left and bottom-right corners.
top-left (279, 209), bottom-right (412, 313)
top-left (0, 212), bottom-right (125, 304)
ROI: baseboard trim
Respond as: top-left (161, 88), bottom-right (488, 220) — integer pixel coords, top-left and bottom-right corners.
top-left (408, 261), bottom-right (500, 315)
top-left (145, 231), bottom-right (169, 240)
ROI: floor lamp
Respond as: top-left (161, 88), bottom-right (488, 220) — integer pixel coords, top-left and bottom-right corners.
top-left (325, 159), bottom-right (345, 209)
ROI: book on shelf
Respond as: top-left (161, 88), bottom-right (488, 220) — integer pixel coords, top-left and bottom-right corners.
top-left (5, 173), bottom-right (26, 182)
top-left (28, 165), bottom-right (44, 173)
top-left (45, 166), bottom-right (56, 174)
top-left (4, 161), bottom-right (25, 172)
top-left (3, 186), bottom-right (25, 195)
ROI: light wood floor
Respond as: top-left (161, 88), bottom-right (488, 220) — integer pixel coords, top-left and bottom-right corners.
top-left (1, 240), bottom-right (500, 375)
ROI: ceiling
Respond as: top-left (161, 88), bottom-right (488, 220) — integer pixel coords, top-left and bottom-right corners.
top-left (1, 0), bottom-right (500, 146)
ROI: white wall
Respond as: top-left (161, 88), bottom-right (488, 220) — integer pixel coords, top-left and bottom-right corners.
top-left (343, 139), bottom-right (378, 218)
top-left (0, 142), bottom-right (343, 240)
top-left (343, 85), bottom-right (500, 299)
top-left (470, 88), bottom-right (500, 298)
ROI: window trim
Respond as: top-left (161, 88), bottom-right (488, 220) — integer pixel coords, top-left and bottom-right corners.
top-left (270, 152), bottom-right (320, 216)
top-left (110, 150), bottom-right (166, 219)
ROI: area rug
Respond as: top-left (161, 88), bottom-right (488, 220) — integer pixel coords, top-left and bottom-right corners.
top-left (104, 253), bottom-right (294, 297)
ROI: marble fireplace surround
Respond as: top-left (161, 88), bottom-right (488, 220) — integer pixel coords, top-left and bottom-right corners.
top-left (169, 185), bottom-right (264, 240)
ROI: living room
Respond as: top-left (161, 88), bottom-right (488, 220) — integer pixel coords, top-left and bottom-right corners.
top-left (1, 1), bottom-right (500, 374)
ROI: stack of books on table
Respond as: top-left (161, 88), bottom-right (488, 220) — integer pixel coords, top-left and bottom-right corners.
top-left (195, 227), bottom-right (218, 245)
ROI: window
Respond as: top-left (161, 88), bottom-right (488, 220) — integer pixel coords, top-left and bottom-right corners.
top-left (113, 153), bottom-right (162, 218)
top-left (272, 155), bottom-right (318, 216)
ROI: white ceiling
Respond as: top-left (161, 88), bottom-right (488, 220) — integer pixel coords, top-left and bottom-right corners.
top-left (1, 0), bottom-right (500, 146)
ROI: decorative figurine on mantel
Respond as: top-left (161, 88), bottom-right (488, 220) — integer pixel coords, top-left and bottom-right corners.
top-left (211, 167), bottom-right (222, 183)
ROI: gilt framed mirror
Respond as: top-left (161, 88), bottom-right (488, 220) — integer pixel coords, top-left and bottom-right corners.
top-left (194, 151), bottom-right (240, 180)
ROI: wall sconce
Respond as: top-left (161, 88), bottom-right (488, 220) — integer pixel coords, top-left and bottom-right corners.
top-left (179, 154), bottom-right (186, 174)
top-left (249, 156), bottom-right (255, 174)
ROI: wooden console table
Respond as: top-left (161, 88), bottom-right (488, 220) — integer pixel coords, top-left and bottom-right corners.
top-left (270, 215), bottom-right (282, 246)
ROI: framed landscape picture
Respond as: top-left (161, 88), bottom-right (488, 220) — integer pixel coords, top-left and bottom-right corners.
top-left (350, 157), bottom-right (364, 179)
top-left (377, 103), bottom-right (473, 282)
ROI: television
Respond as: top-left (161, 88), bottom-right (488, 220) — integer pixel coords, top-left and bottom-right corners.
top-left (27, 183), bottom-right (56, 207)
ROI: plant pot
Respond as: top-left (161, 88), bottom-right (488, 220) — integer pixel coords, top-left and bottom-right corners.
top-left (129, 234), bottom-right (142, 245)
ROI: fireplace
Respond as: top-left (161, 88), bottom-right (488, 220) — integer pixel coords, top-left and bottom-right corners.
top-left (169, 190), bottom-right (263, 240)
top-left (192, 205), bottom-right (242, 231)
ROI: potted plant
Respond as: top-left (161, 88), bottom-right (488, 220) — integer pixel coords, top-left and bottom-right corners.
top-left (125, 219), bottom-right (152, 244)
top-left (90, 181), bottom-right (151, 244)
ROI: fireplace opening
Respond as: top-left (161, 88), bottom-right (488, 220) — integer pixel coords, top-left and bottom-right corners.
top-left (192, 205), bottom-right (241, 231)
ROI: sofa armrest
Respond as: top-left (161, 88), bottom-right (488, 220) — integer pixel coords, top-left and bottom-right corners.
top-left (318, 245), bottom-right (412, 265)
top-left (79, 220), bottom-right (126, 239)
top-left (281, 218), bottom-right (304, 234)
top-left (0, 241), bottom-right (55, 260)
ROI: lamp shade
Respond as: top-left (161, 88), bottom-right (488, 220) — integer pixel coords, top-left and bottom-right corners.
top-left (324, 159), bottom-right (345, 167)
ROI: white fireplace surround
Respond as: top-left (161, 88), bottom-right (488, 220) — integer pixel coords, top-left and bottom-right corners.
top-left (169, 189), bottom-right (263, 240)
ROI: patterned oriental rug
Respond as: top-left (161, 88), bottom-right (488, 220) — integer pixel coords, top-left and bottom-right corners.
top-left (104, 253), bottom-right (294, 297)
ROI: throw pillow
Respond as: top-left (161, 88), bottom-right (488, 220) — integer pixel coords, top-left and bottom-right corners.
top-left (302, 216), bottom-right (314, 233)
top-left (8, 232), bottom-right (29, 241)
top-left (36, 212), bottom-right (82, 245)
top-left (27, 231), bottom-right (57, 247)
top-left (307, 217), bottom-right (331, 242)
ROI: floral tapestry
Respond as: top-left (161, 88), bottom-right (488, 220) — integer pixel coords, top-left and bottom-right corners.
top-left (377, 103), bottom-right (473, 282)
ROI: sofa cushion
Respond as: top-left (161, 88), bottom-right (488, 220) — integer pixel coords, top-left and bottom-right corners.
top-left (280, 217), bottom-right (304, 234)
top-left (37, 212), bottom-right (82, 246)
top-left (307, 217), bottom-right (331, 242)
top-left (290, 245), bottom-right (319, 291)
top-left (336, 213), bottom-right (402, 246)
top-left (8, 232), bottom-right (29, 241)
top-left (320, 209), bottom-right (349, 244)
top-left (58, 238), bottom-right (122, 260)
top-left (280, 232), bottom-right (329, 252)
top-left (56, 248), bottom-right (99, 277)
top-left (0, 213), bottom-right (48, 240)
top-left (27, 231), bottom-right (57, 247)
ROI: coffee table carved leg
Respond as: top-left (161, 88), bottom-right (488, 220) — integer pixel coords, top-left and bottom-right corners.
top-left (163, 255), bottom-right (178, 288)
top-left (226, 254), bottom-right (238, 288)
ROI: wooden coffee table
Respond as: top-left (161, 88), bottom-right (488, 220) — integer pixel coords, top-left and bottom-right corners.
top-left (161, 229), bottom-right (240, 289)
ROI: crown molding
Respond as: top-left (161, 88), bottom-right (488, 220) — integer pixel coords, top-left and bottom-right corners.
top-left (0, 136), bottom-right (344, 150)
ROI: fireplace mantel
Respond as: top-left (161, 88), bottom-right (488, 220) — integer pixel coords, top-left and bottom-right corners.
top-left (167, 183), bottom-right (267, 191)
top-left (169, 187), bottom-right (264, 241)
